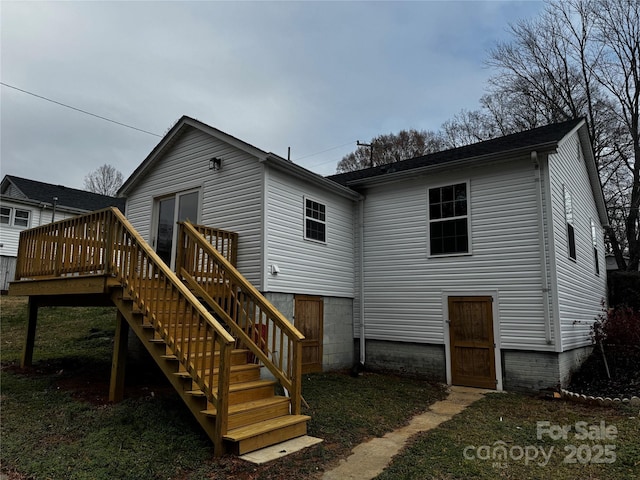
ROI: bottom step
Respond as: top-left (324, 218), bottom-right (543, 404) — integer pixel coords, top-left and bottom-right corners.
top-left (224, 415), bottom-right (311, 455)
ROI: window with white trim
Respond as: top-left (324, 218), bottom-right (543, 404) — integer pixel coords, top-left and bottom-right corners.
top-left (564, 185), bottom-right (576, 260)
top-left (0, 207), bottom-right (10, 225)
top-left (304, 198), bottom-right (326, 243)
top-left (591, 219), bottom-right (600, 275)
top-left (0, 206), bottom-right (31, 228)
top-left (14, 209), bottom-right (30, 227)
top-left (428, 182), bottom-right (469, 255)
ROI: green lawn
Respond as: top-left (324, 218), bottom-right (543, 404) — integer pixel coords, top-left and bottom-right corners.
top-left (377, 392), bottom-right (640, 480)
top-left (0, 296), bottom-right (446, 480)
top-left (3, 295), bottom-right (637, 479)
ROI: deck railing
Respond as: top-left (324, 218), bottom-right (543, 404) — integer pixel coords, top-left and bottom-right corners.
top-left (189, 224), bottom-right (238, 267)
top-left (14, 208), bottom-right (236, 448)
top-left (177, 221), bottom-right (305, 414)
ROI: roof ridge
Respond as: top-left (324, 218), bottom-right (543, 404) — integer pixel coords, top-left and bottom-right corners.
top-left (327, 118), bottom-right (584, 185)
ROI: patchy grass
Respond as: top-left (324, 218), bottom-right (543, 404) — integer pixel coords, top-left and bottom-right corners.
top-left (377, 392), bottom-right (640, 480)
top-left (1, 296), bottom-right (446, 479)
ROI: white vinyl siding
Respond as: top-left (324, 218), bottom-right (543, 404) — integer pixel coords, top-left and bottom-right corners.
top-left (548, 135), bottom-right (607, 350)
top-left (0, 199), bottom-right (80, 256)
top-left (265, 167), bottom-right (355, 297)
top-left (125, 127), bottom-right (264, 287)
top-left (357, 159), bottom-right (552, 350)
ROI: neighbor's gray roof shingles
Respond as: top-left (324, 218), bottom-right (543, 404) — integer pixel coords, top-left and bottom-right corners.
top-left (3, 175), bottom-right (126, 212)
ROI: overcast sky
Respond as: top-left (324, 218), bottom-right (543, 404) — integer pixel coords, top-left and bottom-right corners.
top-left (1, 1), bottom-right (544, 191)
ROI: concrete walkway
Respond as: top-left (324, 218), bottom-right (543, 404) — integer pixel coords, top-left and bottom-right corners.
top-left (322, 386), bottom-right (491, 480)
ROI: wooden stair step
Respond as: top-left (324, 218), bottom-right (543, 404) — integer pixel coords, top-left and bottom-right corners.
top-left (228, 379), bottom-right (278, 404)
top-left (186, 379), bottom-right (277, 405)
top-left (201, 396), bottom-right (291, 430)
top-left (223, 415), bottom-right (311, 455)
top-left (185, 390), bottom-right (206, 397)
top-left (173, 364), bottom-right (261, 385)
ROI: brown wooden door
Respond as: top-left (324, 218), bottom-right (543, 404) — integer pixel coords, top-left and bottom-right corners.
top-left (295, 295), bottom-right (323, 374)
top-left (448, 296), bottom-right (496, 389)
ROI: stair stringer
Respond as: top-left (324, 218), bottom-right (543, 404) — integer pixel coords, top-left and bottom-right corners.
top-left (110, 288), bottom-right (221, 449)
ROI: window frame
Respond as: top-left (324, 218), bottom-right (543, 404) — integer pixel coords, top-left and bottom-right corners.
top-left (427, 180), bottom-right (471, 257)
top-left (0, 206), bottom-right (31, 229)
top-left (0, 206), bottom-right (10, 225)
top-left (303, 196), bottom-right (327, 244)
top-left (591, 219), bottom-right (600, 276)
top-left (564, 185), bottom-right (576, 261)
top-left (13, 208), bottom-right (31, 228)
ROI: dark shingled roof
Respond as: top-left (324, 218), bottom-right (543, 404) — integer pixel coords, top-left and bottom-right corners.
top-left (328, 118), bottom-right (584, 186)
top-left (3, 175), bottom-right (126, 212)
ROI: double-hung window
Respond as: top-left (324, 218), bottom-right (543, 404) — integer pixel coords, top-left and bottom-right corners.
top-left (591, 219), bottom-right (600, 275)
top-left (564, 185), bottom-right (576, 260)
top-left (0, 206), bottom-right (30, 228)
top-left (0, 207), bottom-right (10, 225)
top-left (428, 182), bottom-right (469, 255)
top-left (304, 197), bottom-right (326, 243)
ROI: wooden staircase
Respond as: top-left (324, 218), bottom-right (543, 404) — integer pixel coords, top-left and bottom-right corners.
top-left (10, 207), bottom-right (309, 456)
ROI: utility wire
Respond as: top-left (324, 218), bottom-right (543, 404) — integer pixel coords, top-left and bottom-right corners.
top-left (296, 139), bottom-right (357, 164)
top-left (1, 82), bottom-right (162, 137)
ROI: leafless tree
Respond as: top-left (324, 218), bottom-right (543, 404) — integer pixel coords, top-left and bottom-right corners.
top-left (336, 129), bottom-right (444, 173)
top-left (84, 164), bottom-right (124, 197)
top-left (463, 0), bottom-right (638, 270)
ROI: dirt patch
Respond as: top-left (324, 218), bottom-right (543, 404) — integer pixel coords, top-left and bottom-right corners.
top-left (3, 359), bottom-right (174, 406)
top-left (568, 344), bottom-right (640, 398)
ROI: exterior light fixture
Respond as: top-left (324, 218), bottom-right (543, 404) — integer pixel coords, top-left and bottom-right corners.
top-left (209, 157), bottom-right (222, 171)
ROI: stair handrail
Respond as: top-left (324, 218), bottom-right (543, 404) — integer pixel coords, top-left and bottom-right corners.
top-left (177, 221), bottom-right (305, 415)
top-left (14, 208), bottom-right (236, 449)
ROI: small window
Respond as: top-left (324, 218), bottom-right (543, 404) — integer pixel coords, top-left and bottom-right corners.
top-left (13, 209), bottom-right (30, 228)
top-left (591, 219), bottom-right (600, 275)
top-left (0, 207), bottom-right (10, 224)
top-left (428, 182), bottom-right (469, 255)
top-left (564, 186), bottom-right (576, 260)
top-left (304, 198), bottom-right (326, 243)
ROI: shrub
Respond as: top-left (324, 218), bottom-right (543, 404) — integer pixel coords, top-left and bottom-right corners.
top-left (592, 305), bottom-right (640, 346)
top-left (608, 271), bottom-right (640, 309)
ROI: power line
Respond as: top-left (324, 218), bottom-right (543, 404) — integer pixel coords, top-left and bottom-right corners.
top-left (0, 82), bottom-right (162, 137)
top-left (296, 140), bottom-right (357, 164)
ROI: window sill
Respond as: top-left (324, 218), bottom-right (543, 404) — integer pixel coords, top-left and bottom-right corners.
top-left (428, 251), bottom-right (472, 259)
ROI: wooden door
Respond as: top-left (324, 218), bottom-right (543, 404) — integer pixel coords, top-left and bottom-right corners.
top-left (295, 295), bottom-right (323, 374)
top-left (448, 296), bottom-right (496, 389)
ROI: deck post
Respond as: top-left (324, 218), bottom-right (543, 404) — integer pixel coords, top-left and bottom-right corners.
top-left (20, 297), bottom-right (39, 368)
top-left (109, 310), bottom-right (129, 402)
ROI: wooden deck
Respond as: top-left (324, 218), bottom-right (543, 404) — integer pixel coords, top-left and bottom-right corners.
top-left (9, 207), bottom-right (308, 456)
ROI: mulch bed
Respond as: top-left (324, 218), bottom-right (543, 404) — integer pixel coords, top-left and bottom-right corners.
top-left (568, 344), bottom-right (640, 398)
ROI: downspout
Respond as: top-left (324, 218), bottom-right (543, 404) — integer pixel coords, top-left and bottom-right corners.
top-left (532, 151), bottom-right (553, 345)
top-left (359, 197), bottom-right (366, 365)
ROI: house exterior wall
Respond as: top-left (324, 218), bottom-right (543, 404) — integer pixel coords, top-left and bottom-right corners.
top-left (357, 157), bottom-right (552, 352)
top-left (124, 127), bottom-right (264, 287)
top-left (264, 166), bottom-right (356, 298)
top-left (547, 134), bottom-right (607, 351)
top-left (264, 292), bottom-right (354, 371)
top-left (1, 198), bottom-right (83, 289)
top-left (0, 198), bottom-right (77, 256)
top-left (502, 346), bottom-right (593, 391)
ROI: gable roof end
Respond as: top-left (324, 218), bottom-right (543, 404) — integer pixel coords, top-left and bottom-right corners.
top-left (118, 116), bottom-right (271, 196)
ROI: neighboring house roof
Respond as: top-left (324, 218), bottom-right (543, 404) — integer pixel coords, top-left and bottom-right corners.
top-left (119, 115), bottom-right (360, 200)
top-left (1, 175), bottom-right (125, 212)
top-left (328, 118), bottom-right (585, 186)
